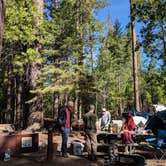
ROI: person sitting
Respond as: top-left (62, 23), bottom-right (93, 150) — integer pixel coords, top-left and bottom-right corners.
top-left (100, 108), bottom-right (111, 131)
top-left (119, 114), bottom-right (136, 144)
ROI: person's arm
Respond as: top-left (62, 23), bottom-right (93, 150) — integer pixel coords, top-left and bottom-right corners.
top-left (95, 115), bottom-right (99, 132)
top-left (104, 112), bottom-right (111, 127)
top-left (117, 123), bottom-right (125, 138)
top-left (96, 120), bottom-right (99, 132)
top-left (82, 115), bottom-right (86, 131)
top-left (58, 108), bottom-right (65, 131)
top-left (108, 112), bottom-right (111, 124)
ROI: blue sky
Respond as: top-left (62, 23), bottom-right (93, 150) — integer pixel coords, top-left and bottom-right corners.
top-left (97, 0), bottom-right (130, 27)
top-left (96, 0), bottom-right (152, 65)
top-left (96, 0), bottom-right (141, 37)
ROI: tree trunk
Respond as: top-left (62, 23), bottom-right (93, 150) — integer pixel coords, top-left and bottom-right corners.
top-left (74, 0), bottom-right (81, 119)
top-left (28, 0), bottom-right (43, 127)
top-left (6, 59), bottom-right (12, 123)
top-left (74, 90), bottom-right (79, 119)
top-left (54, 0), bottom-right (58, 9)
top-left (52, 92), bottom-right (59, 119)
top-left (90, 32), bottom-right (94, 74)
top-left (14, 77), bottom-right (17, 125)
top-left (118, 74), bottom-right (122, 114)
top-left (95, 93), bottom-right (98, 115)
top-left (28, 51), bottom-right (43, 126)
top-left (0, 0), bottom-right (6, 55)
top-left (78, 99), bottom-right (82, 119)
top-left (17, 76), bottom-right (23, 128)
top-left (130, 0), bottom-right (140, 112)
top-left (161, 22), bottom-right (166, 63)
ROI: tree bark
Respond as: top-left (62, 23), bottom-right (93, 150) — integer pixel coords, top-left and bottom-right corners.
top-left (74, 0), bottom-right (81, 119)
top-left (161, 21), bottom-right (166, 63)
top-left (90, 31), bottom-right (94, 74)
top-left (54, 0), bottom-right (58, 9)
top-left (52, 92), bottom-right (59, 119)
top-left (6, 59), bottom-right (12, 123)
top-left (0, 0), bottom-right (6, 55)
top-left (17, 76), bottom-right (23, 128)
top-left (130, 0), bottom-right (140, 112)
top-left (14, 77), bottom-right (17, 125)
top-left (28, 0), bottom-right (43, 127)
top-left (78, 99), bottom-right (82, 119)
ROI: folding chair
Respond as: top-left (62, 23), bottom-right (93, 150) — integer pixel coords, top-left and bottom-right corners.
top-left (145, 130), bottom-right (166, 160)
top-left (156, 129), bottom-right (166, 160)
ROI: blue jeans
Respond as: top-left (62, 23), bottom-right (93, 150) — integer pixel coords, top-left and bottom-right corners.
top-left (61, 127), bottom-right (70, 154)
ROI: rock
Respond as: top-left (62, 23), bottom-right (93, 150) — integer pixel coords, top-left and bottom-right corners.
top-left (26, 122), bottom-right (41, 132)
top-left (0, 124), bottom-right (15, 133)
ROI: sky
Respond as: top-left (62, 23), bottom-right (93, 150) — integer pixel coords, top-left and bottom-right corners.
top-left (97, 0), bottom-right (130, 27)
top-left (96, 0), bottom-right (152, 65)
top-left (96, 0), bottom-right (141, 37)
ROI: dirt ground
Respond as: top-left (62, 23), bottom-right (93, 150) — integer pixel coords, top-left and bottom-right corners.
top-left (0, 131), bottom-right (166, 166)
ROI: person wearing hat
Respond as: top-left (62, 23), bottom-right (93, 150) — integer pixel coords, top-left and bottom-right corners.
top-left (100, 108), bottom-right (111, 131)
top-left (83, 104), bottom-right (98, 161)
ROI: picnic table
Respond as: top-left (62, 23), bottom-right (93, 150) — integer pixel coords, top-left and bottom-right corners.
top-left (97, 131), bottom-right (154, 143)
top-left (97, 131), bottom-right (155, 154)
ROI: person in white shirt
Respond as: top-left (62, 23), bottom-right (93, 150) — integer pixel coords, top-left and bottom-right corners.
top-left (100, 108), bottom-right (111, 131)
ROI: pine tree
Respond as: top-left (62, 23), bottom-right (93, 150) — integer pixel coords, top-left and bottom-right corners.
top-left (132, 0), bottom-right (166, 64)
top-left (27, 0), bottom-right (44, 127)
top-left (95, 20), bottom-right (134, 113)
top-left (0, 0), bottom-right (6, 54)
top-left (1, 0), bottom-right (42, 127)
top-left (130, 0), bottom-right (140, 112)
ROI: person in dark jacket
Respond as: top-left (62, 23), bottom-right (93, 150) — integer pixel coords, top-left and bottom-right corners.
top-left (58, 101), bottom-right (74, 158)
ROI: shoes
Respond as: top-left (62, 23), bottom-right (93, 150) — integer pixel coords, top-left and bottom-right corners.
top-left (62, 153), bottom-right (69, 158)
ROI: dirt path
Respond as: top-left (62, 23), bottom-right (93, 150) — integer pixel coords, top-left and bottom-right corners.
top-left (0, 132), bottom-right (105, 166)
top-left (0, 132), bottom-right (166, 166)
top-left (0, 155), bottom-right (104, 166)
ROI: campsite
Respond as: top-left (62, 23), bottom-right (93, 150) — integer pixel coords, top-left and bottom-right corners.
top-left (0, 0), bottom-right (166, 165)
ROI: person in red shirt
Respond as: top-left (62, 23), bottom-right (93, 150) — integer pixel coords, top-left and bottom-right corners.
top-left (58, 101), bottom-right (74, 158)
top-left (119, 114), bottom-right (136, 144)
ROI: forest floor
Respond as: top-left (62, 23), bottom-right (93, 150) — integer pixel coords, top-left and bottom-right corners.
top-left (0, 131), bottom-right (166, 166)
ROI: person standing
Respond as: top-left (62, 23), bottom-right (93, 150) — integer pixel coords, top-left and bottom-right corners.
top-left (100, 108), bottom-right (111, 131)
top-left (58, 101), bottom-right (74, 158)
top-left (83, 105), bottom-right (98, 161)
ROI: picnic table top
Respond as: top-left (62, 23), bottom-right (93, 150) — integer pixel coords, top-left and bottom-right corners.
top-left (97, 131), bottom-right (154, 136)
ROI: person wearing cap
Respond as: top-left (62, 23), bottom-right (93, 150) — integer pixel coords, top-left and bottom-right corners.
top-left (83, 104), bottom-right (98, 161)
top-left (100, 108), bottom-right (111, 131)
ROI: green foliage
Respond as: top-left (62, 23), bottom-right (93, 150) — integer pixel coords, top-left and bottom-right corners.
top-left (0, 0), bottom-right (165, 123)
top-left (132, 0), bottom-right (166, 63)
top-left (141, 57), bottom-right (166, 104)
top-left (95, 20), bottom-right (135, 111)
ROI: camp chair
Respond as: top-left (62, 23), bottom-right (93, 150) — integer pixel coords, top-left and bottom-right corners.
top-left (145, 130), bottom-right (166, 160)
top-left (144, 138), bottom-right (158, 159)
top-left (156, 129), bottom-right (166, 160)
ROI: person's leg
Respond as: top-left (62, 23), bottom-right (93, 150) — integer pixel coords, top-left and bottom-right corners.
top-left (128, 132), bottom-right (134, 143)
top-left (85, 132), bottom-right (91, 155)
top-left (61, 128), bottom-right (70, 156)
top-left (90, 132), bottom-right (97, 155)
top-left (88, 132), bottom-right (97, 161)
top-left (123, 132), bottom-right (129, 144)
